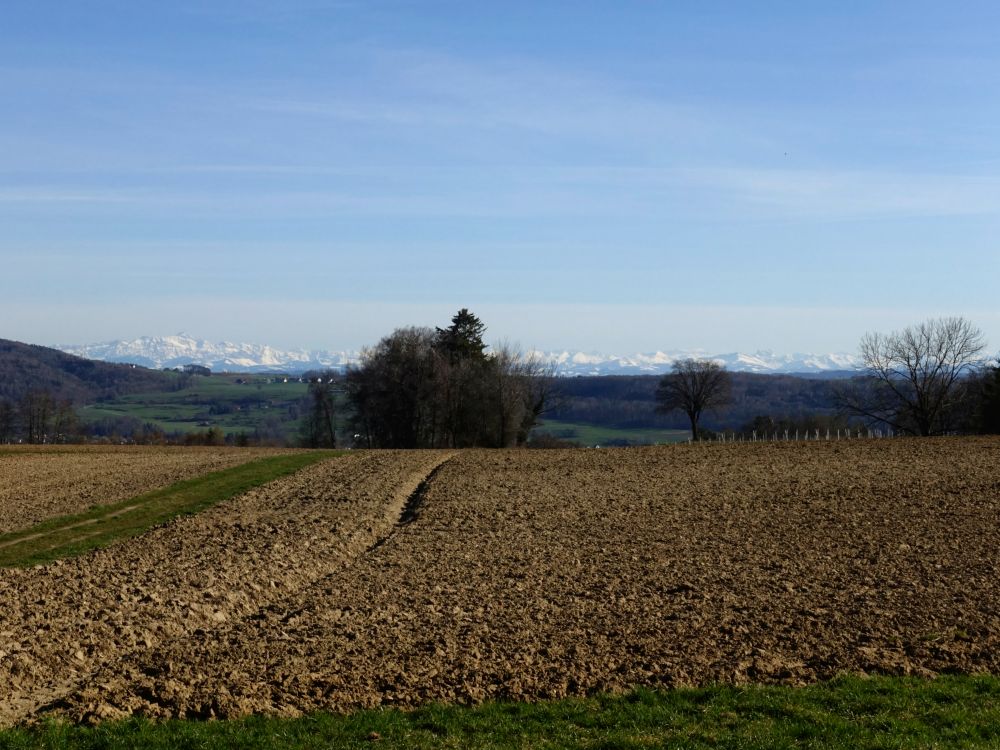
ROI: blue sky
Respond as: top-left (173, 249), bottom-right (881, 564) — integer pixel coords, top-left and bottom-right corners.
top-left (2, 1), bottom-right (999, 354)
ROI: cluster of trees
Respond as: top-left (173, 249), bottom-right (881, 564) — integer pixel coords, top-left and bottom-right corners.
top-left (182, 426), bottom-right (227, 446)
top-left (1, 401), bottom-right (210, 446)
top-left (81, 414), bottom-right (295, 447)
top-left (345, 309), bottom-right (556, 448)
top-left (0, 390), bottom-right (79, 444)
top-left (85, 416), bottom-right (178, 445)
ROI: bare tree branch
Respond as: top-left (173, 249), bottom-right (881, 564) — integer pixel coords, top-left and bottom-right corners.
top-left (837, 317), bottom-right (986, 436)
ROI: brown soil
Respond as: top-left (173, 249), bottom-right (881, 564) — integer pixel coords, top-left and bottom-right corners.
top-left (1, 439), bottom-right (998, 725)
top-left (0, 446), bottom-right (294, 533)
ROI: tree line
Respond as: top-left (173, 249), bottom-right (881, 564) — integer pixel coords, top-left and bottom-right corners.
top-left (5, 315), bottom-right (997, 447)
top-left (0, 390), bottom-right (79, 444)
top-left (653, 317), bottom-right (1000, 440)
top-left (549, 373), bottom-right (847, 432)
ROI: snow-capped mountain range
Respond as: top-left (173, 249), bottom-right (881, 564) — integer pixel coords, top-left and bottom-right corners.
top-left (58, 334), bottom-right (863, 376)
top-left (59, 334), bottom-right (357, 373)
top-left (541, 349), bottom-right (861, 376)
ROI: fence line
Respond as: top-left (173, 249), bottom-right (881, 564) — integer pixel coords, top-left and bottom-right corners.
top-left (691, 426), bottom-right (899, 444)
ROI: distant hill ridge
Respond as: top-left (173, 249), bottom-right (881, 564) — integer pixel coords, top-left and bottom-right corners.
top-left (59, 333), bottom-right (863, 376)
top-left (0, 338), bottom-right (180, 404)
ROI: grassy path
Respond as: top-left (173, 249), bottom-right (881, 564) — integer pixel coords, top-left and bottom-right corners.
top-left (0, 451), bottom-right (340, 568)
top-left (0, 675), bottom-right (997, 748)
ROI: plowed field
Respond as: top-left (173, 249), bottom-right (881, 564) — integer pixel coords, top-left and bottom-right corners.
top-left (0, 446), bottom-right (293, 533)
top-left (1, 439), bottom-right (998, 725)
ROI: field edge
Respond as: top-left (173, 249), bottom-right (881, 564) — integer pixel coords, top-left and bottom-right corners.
top-left (2, 675), bottom-right (999, 749)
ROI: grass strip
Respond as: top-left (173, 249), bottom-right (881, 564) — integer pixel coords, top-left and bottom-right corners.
top-left (1, 675), bottom-right (999, 749)
top-left (0, 451), bottom-right (340, 568)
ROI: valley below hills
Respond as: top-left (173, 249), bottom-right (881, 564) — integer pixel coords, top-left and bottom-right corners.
top-left (2, 334), bottom-right (860, 447)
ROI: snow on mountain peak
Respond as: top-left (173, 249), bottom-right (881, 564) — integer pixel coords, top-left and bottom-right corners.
top-left (58, 335), bottom-right (863, 376)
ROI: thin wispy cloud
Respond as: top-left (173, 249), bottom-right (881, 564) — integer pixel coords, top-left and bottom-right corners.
top-left (171, 0), bottom-right (362, 24)
top-left (677, 167), bottom-right (1000, 218)
top-left (10, 44), bottom-right (996, 222)
top-left (5, 164), bottom-right (998, 222)
top-left (0, 188), bottom-right (139, 204)
top-left (241, 47), bottom-right (742, 153)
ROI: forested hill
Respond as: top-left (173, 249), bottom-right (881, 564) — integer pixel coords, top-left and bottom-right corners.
top-left (550, 373), bottom-right (848, 432)
top-left (0, 338), bottom-right (183, 404)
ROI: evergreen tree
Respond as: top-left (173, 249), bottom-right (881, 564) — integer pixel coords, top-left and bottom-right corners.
top-left (435, 308), bottom-right (487, 363)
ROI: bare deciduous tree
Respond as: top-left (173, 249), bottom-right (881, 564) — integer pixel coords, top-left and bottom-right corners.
top-left (0, 400), bottom-right (14, 444)
top-left (837, 316), bottom-right (987, 436)
top-left (655, 359), bottom-right (731, 441)
top-left (346, 326), bottom-right (440, 449)
top-left (492, 343), bottom-right (561, 447)
top-left (301, 372), bottom-right (339, 448)
top-left (19, 389), bottom-right (54, 444)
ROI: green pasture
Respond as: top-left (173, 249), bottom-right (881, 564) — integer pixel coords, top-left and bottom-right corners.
top-left (79, 374), bottom-right (311, 436)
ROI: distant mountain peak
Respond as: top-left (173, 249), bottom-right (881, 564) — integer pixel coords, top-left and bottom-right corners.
top-left (58, 335), bottom-right (863, 376)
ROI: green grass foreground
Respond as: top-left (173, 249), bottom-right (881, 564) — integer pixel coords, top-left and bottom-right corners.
top-left (0, 451), bottom-right (340, 568)
top-left (2, 676), bottom-right (999, 749)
